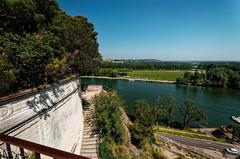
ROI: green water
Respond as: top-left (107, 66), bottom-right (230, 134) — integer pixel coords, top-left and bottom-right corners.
top-left (82, 78), bottom-right (240, 127)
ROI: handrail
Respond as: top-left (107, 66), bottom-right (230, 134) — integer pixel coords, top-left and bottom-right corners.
top-left (0, 134), bottom-right (89, 159)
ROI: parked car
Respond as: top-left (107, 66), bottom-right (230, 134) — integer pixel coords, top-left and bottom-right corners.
top-left (226, 147), bottom-right (238, 154)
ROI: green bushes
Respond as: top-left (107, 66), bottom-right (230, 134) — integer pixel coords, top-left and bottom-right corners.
top-left (99, 141), bottom-right (115, 159)
top-left (93, 91), bottom-right (125, 158)
top-left (131, 100), bottom-right (157, 147)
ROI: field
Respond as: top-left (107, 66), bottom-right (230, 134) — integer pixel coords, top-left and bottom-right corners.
top-left (127, 70), bottom-right (186, 81)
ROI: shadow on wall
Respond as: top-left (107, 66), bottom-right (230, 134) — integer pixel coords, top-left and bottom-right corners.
top-left (26, 84), bottom-right (66, 120)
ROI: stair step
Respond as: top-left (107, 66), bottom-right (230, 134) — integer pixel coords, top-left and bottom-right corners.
top-left (82, 140), bottom-right (97, 145)
top-left (81, 148), bottom-right (97, 153)
top-left (83, 134), bottom-right (98, 139)
top-left (81, 144), bottom-right (98, 149)
top-left (83, 131), bottom-right (97, 135)
top-left (84, 126), bottom-right (94, 129)
top-left (82, 136), bottom-right (98, 141)
top-left (80, 153), bottom-right (98, 159)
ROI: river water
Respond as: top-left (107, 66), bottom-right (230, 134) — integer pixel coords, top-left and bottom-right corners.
top-left (82, 78), bottom-right (240, 127)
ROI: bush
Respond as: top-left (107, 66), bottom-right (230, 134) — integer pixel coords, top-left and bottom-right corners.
top-left (109, 69), bottom-right (118, 77)
top-left (99, 141), bottom-right (115, 159)
top-left (94, 91), bottom-right (125, 144)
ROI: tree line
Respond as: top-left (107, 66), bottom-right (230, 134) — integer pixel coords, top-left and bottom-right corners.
top-left (102, 61), bottom-right (193, 70)
top-left (93, 91), bottom-right (207, 154)
top-left (177, 64), bottom-right (240, 88)
top-left (0, 0), bottom-right (102, 96)
top-left (131, 96), bottom-right (207, 147)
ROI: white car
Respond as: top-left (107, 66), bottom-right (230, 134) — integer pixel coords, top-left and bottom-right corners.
top-left (226, 147), bottom-right (238, 154)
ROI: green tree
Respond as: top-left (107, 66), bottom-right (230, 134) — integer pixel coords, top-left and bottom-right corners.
top-left (0, 57), bottom-right (16, 95)
top-left (179, 101), bottom-right (207, 128)
top-left (131, 100), bottom-right (156, 147)
top-left (93, 91), bottom-right (125, 144)
top-left (230, 125), bottom-right (240, 142)
top-left (154, 96), bottom-right (167, 125)
top-left (164, 97), bottom-right (176, 127)
top-left (109, 69), bottom-right (118, 77)
top-left (0, 32), bottom-right (62, 88)
top-left (206, 67), bottom-right (228, 88)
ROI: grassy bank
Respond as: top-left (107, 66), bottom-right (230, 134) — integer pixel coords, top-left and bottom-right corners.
top-left (127, 70), bottom-right (185, 81)
top-left (155, 126), bottom-right (226, 143)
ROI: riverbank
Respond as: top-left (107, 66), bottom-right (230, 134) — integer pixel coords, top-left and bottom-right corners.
top-left (81, 76), bottom-right (176, 84)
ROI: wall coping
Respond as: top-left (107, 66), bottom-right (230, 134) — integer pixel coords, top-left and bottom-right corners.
top-left (0, 75), bottom-right (79, 106)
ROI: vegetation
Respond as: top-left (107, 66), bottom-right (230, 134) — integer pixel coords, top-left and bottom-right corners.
top-left (94, 92), bottom-right (170, 159)
top-left (131, 100), bottom-right (157, 147)
top-left (93, 91), bottom-right (136, 159)
top-left (0, 0), bottom-right (101, 96)
top-left (127, 70), bottom-right (185, 81)
top-left (212, 124), bottom-right (240, 144)
top-left (95, 69), bottom-right (185, 81)
top-left (102, 61), bottom-right (193, 70)
top-left (130, 96), bottom-right (207, 145)
top-left (179, 101), bottom-right (207, 128)
top-left (155, 127), bottom-right (221, 142)
top-left (177, 64), bottom-right (240, 88)
top-left (94, 92), bottom-right (125, 144)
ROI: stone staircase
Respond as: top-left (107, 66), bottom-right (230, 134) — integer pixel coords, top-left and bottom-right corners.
top-left (80, 104), bottom-right (99, 159)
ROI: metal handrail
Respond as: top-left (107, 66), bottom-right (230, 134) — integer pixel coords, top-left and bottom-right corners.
top-left (0, 134), bottom-right (89, 159)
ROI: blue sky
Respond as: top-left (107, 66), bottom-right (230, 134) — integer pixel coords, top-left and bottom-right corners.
top-left (58, 0), bottom-right (240, 61)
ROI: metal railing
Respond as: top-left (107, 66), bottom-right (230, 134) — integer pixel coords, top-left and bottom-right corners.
top-left (0, 134), bottom-right (89, 159)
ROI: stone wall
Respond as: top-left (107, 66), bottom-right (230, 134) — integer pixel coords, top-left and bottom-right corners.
top-left (0, 78), bottom-right (83, 154)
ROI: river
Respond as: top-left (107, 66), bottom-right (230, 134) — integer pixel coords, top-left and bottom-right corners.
top-left (82, 78), bottom-right (240, 127)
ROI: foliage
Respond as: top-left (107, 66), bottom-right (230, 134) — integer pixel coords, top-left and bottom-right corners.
top-left (131, 100), bottom-right (157, 147)
top-left (0, 32), bottom-right (62, 88)
top-left (0, 54), bottom-right (16, 95)
top-left (51, 14), bottom-right (102, 75)
top-left (109, 69), bottom-right (118, 77)
top-left (228, 125), bottom-right (240, 142)
top-left (155, 127), bottom-right (223, 142)
top-left (152, 149), bottom-right (168, 159)
top-left (179, 101), bottom-right (207, 128)
top-left (94, 91), bottom-right (125, 144)
top-left (102, 61), bottom-right (193, 70)
top-left (127, 70), bottom-right (185, 81)
top-left (164, 97), bottom-right (176, 127)
top-left (177, 65), bottom-right (240, 89)
top-left (99, 141), bottom-right (115, 159)
top-left (0, 0), bottom-right (102, 96)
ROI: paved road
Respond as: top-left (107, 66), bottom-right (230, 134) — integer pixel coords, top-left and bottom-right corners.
top-left (158, 133), bottom-right (240, 157)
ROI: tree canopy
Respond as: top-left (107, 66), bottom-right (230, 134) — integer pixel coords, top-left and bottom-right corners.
top-left (0, 0), bottom-right (102, 96)
top-left (177, 65), bottom-right (240, 89)
top-left (179, 101), bottom-right (207, 128)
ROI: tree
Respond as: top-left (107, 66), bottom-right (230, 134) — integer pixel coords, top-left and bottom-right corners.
top-left (179, 101), bottom-right (207, 128)
top-left (154, 96), bottom-right (167, 125)
top-left (93, 91), bottom-right (124, 144)
top-left (0, 32), bottom-right (62, 88)
top-left (230, 125), bottom-right (240, 142)
top-left (164, 97), bottom-right (176, 127)
top-left (109, 69), bottom-right (118, 77)
top-left (131, 99), bottom-right (156, 147)
top-left (0, 57), bottom-right (16, 96)
top-left (206, 67), bottom-right (228, 88)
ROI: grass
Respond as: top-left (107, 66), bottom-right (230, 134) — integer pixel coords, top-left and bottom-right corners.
top-left (127, 70), bottom-right (186, 81)
top-left (154, 126), bottom-right (226, 143)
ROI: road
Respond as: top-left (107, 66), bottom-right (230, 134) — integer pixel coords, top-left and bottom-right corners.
top-left (158, 133), bottom-right (240, 157)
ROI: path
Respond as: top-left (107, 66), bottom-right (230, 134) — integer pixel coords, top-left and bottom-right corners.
top-left (158, 132), bottom-right (240, 159)
top-left (80, 85), bottom-right (103, 159)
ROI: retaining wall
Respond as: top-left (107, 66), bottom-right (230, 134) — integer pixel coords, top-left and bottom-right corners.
top-left (0, 78), bottom-right (83, 154)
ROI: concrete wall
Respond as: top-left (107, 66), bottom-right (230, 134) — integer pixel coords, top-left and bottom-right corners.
top-left (0, 79), bottom-right (83, 154)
